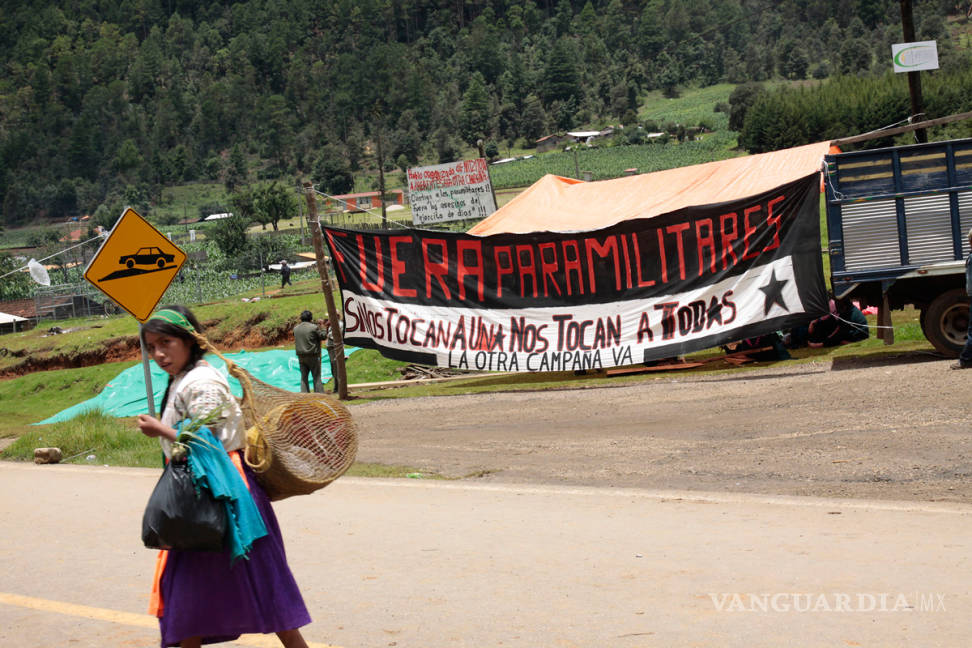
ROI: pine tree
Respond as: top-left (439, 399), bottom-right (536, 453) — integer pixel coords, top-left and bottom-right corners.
top-left (459, 72), bottom-right (490, 146)
top-left (225, 144), bottom-right (248, 193)
top-left (542, 39), bottom-right (580, 106)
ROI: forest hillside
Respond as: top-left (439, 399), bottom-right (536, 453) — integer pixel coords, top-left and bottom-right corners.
top-left (0, 0), bottom-right (967, 228)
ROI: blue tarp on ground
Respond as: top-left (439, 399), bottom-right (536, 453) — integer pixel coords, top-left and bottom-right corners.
top-left (36, 347), bottom-right (357, 425)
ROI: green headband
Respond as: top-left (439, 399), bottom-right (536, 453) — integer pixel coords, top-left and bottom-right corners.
top-left (149, 308), bottom-right (195, 332)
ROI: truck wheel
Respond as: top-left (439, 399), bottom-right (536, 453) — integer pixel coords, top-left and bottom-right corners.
top-left (924, 289), bottom-right (970, 357)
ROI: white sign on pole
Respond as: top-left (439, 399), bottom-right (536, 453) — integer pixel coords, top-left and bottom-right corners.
top-left (891, 41), bottom-right (939, 73)
top-left (407, 158), bottom-right (497, 226)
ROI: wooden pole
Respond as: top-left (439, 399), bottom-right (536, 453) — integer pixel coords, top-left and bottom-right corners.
top-left (302, 182), bottom-right (349, 400)
top-left (296, 181), bottom-right (306, 245)
top-left (899, 0), bottom-right (927, 143)
top-left (139, 323), bottom-right (156, 417)
top-left (377, 127), bottom-right (387, 228)
top-left (372, 103), bottom-right (388, 229)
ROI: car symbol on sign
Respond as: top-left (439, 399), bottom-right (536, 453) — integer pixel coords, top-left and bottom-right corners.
top-left (118, 247), bottom-right (175, 269)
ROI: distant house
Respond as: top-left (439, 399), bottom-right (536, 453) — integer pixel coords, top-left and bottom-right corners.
top-left (566, 130), bottom-right (601, 143)
top-left (325, 189), bottom-right (404, 213)
top-left (0, 310), bottom-right (29, 334)
top-left (0, 299), bottom-right (36, 321)
top-left (536, 128), bottom-right (618, 153)
top-left (60, 228), bottom-right (82, 243)
top-left (490, 155), bottom-right (534, 166)
top-left (0, 298), bottom-right (36, 333)
top-left (535, 134), bottom-right (570, 153)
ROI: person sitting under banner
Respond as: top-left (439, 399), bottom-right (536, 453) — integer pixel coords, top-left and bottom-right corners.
top-left (805, 298), bottom-right (870, 347)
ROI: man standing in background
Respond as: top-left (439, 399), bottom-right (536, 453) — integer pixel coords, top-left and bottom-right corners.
top-left (294, 310), bottom-right (325, 392)
top-left (280, 259), bottom-right (292, 288)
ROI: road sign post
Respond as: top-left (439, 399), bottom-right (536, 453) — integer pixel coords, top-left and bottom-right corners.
top-left (84, 207), bottom-right (187, 417)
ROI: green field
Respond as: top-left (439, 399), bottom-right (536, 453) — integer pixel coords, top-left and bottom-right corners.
top-left (639, 83), bottom-right (734, 129)
top-left (489, 131), bottom-right (740, 188)
top-left (152, 182), bottom-right (237, 224)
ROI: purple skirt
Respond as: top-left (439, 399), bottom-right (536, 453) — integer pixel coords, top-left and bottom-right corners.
top-left (158, 454), bottom-right (311, 646)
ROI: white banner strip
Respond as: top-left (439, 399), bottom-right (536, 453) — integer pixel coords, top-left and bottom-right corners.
top-left (343, 256), bottom-right (803, 372)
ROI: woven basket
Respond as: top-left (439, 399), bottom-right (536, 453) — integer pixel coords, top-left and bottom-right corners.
top-left (214, 347), bottom-right (358, 501)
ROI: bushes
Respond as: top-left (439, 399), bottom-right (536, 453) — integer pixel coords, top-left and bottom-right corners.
top-left (739, 61), bottom-right (972, 153)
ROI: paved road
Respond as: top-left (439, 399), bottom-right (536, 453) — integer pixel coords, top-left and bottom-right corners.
top-left (1, 462), bottom-right (970, 647)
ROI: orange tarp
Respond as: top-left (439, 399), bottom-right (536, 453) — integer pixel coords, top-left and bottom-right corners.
top-left (469, 141), bottom-right (832, 235)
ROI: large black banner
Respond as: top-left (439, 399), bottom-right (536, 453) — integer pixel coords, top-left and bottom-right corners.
top-left (324, 173), bottom-right (829, 372)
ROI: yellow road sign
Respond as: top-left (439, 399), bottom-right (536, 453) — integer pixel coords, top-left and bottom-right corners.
top-left (84, 208), bottom-right (187, 321)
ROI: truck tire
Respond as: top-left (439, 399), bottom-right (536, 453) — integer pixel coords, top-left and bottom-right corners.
top-left (924, 289), bottom-right (970, 357)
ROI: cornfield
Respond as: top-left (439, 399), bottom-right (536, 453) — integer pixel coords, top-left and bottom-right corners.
top-left (489, 131), bottom-right (741, 189)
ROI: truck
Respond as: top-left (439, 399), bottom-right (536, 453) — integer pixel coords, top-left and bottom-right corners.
top-left (824, 137), bottom-right (972, 356)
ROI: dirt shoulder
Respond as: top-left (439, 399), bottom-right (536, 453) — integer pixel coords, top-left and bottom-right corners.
top-left (347, 351), bottom-right (972, 503)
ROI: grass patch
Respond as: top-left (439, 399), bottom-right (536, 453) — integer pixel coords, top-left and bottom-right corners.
top-left (2, 410), bottom-right (159, 467)
top-left (0, 316), bottom-right (138, 373)
top-left (344, 348), bottom-right (408, 384)
top-left (0, 361), bottom-right (137, 429)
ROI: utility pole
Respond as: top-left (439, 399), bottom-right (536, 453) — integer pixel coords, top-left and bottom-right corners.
top-left (296, 179), bottom-right (306, 245)
top-left (377, 129), bottom-right (387, 228)
top-left (899, 0), bottom-right (927, 143)
top-left (372, 103), bottom-right (388, 229)
top-left (259, 248), bottom-right (265, 298)
top-left (302, 182), bottom-right (348, 400)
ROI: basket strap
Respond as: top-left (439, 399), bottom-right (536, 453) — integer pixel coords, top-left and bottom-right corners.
top-left (190, 331), bottom-right (258, 419)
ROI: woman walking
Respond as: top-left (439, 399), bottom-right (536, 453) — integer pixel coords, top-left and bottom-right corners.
top-left (137, 305), bottom-right (311, 648)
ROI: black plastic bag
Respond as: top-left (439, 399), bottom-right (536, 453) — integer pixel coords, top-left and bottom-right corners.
top-left (142, 458), bottom-right (227, 551)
